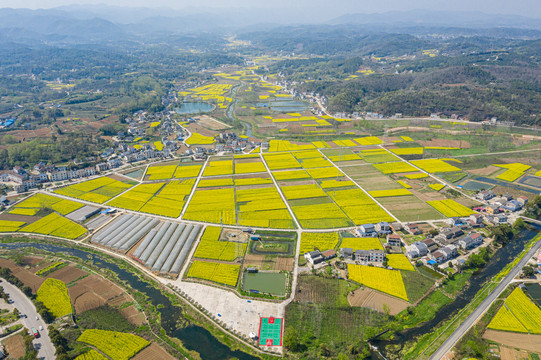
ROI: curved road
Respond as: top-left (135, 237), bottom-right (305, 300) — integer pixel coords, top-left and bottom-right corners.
top-left (0, 278), bottom-right (55, 360)
top-left (429, 236), bottom-right (541, 360)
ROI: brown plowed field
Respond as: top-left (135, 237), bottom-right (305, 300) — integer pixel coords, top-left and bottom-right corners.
top-left (275, 257), bottom-right (294, 271)
top-left (0, 258), bottom-right (43, 293)
top-left (347, 287), bottom-right (409, 315)
top-left (68, 274), bottom-right (125, 314)
top-left (483, 329), bottom-right (541, 353)
top-left (47, 265), bottom-right (87, 283)
top-left (132, 343), bottom-right (176, 360)
top-left (468, 165), bottom-right (500, 176)
top-left (120, 305), bottom-right (145, 326)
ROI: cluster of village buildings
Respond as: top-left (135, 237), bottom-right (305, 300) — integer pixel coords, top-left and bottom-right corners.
top-left (304, 191), bottom-right (531, 270)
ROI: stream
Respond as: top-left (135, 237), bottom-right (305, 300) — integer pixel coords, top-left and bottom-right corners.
top-left (371, 222), bottom-right (541, 358)
top-left (226, 84), bottom-right (252, 137)
top-left (0, 241), bottom-right (258, 360)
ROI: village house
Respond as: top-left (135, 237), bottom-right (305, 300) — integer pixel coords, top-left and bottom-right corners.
top-left (405, 223), bottom-right (422, 235)
top-left (359, 224), bottom-right (378, 237)
top-left (386, 234), bottom-right (403, 247)
top-left (458, 233), bottom-right (484, 250)
top-left (407, 241), bottom-right (428, 259)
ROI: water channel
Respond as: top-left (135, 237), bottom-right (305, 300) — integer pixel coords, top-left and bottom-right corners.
top-left (371, 222), bottom-right (541, 358)
top-left (0, 242), bottom-right (258, 360)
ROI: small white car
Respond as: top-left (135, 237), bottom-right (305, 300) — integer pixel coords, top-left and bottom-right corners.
top-left (35, 316), bottom-right (39, 320)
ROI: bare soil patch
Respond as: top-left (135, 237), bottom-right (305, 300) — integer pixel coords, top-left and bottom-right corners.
top-left (275, 257), bottom-right (294, 272)
top-left (186, 123), bottom-right (217, 137)
top-left (483, 329), bottom-right (541, 353)
top-left (198, 115), bottom-right (231, 130)
top-left (468, 165), bottom-right (500, 176)
top-left (107, 173), bottom-right (133, 182)
top-left (47, 265), bottom-right (87, 283)
top-left (347, 287), bottom-right (409, 315)
top-left (68, 274), bottom-right (125, 314)
top-left (0, 214), bottom-right (40, 224)
top-left (72, 292), bottom-right (105, 313)
top-left (409, 188), bottom-right (445, 202)
top-left (3, 332), bottom-right (25, 359)
top-left (132, 343), bottom-right (176, 360)
top-left (120, 305), bottom-right (145, 326)
top-left (243, 254), bottom-right (266, 268)
top-left (499, 346), bottom-right (529, 360)
top-left (0, 258), bottom-right (44, 293)
top-left (419, 139), bottom-right (471, 148)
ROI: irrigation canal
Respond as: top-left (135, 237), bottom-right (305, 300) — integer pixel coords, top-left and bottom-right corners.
top-left (0, 242), bottom-right (258, 360)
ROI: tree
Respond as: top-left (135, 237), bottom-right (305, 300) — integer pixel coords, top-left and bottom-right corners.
top-left (283, 328), bottom-right (302, 352)
top-left (522, 266), bottom-right (535, 278)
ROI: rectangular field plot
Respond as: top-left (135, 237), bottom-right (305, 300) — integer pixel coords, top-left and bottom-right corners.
top-left (20, 213), bottom-right (86, 239)
top-left (347, 264), bottom-right (409, 301)
top-left (145, 163), bottom-right (178, 180)
top-left (411, 159), bottom-right (461, 173)
top-left (186, 260), bottom-right (241, 286)
top-left (55, 176), bottom-right (135, 203)
top-left (108, 179), bottom-right (195, 218)
top-left (193, 226), bottom-right (246, 261)
top-left (234, 160), bottom-right (267, 174)
top-left (0, 220), bottom-right (26, 233)
top-left (183, 188), bottom-right (236, 225)
top-left (12, 193), bottom-right (84, 215)
top-left (326, 189), bottom-right (395, 224)
top-left (340, 237), bottom-right (383, 251)
top-left (237, 187), bottom-right (294, 229)
top-left (263, 153), bottom-right (301, 170)
top-left (77, 329), bottom-right (149, 360)
top-left (291, 202), bottom-right (352, 229)
top-left (426, 199), bottom-right (475, 217)
top-left (203, 159), bottom-right (234, 176)
top-left (173, 164), bottom-right (204, 179)
top-left (378, 196), bottom-right (444, 221)
top-left (300, 232), bottom-right (340, 254)
top-left (341, 165), bottom-right (402, 192)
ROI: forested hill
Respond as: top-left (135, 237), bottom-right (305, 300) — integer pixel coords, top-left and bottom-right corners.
top-left (265, 35), bottom-right (541, 125)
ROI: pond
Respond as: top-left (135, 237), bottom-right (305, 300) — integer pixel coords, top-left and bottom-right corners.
top-left (255, 99), bottom-right (308, 113)
top-left (525, 283), bottom-right (541, 306)
top-left (242, 272), bottom-right (287, 296)
top-left (175, 102), bottom-right (215, 115)
top-left (0, 241), bottom-right (258, 360)
top-left (123, 168), bottom-right (144, 180)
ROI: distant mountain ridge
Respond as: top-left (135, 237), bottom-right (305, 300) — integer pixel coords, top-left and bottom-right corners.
top-left (330, 10), bottom-right (541, 30)
top-left (0, 6), bottom-right (539, 46)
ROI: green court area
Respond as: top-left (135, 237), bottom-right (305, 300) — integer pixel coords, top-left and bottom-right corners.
top-left (258, 317), bottom-right (283, 346)
top-left (243, 272), bottom-right (287, 296)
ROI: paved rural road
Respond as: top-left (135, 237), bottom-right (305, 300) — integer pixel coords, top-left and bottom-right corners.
top-left (0, 278), bottom-right (56, 360)
top-left (430, 236), bottom-right (541, 360)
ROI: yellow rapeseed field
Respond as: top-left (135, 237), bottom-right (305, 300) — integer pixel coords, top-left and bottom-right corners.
top-left (347, 264), bottom-right (408, 301)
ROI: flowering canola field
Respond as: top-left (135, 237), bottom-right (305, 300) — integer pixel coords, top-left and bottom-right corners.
top-left (488, 288), bottom-right (541, 334)
top-left (36, 278), bottom-right (72, 318)
top-left (348, 264), bottom-right (408, 301)
top-left (77, 329), bottom-right (149, 360)
top-left (187, 260), bottom-right (241, 286)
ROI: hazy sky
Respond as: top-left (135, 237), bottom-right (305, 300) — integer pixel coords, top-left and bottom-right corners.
top-left (0, 0), bottom-right (539, 19)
